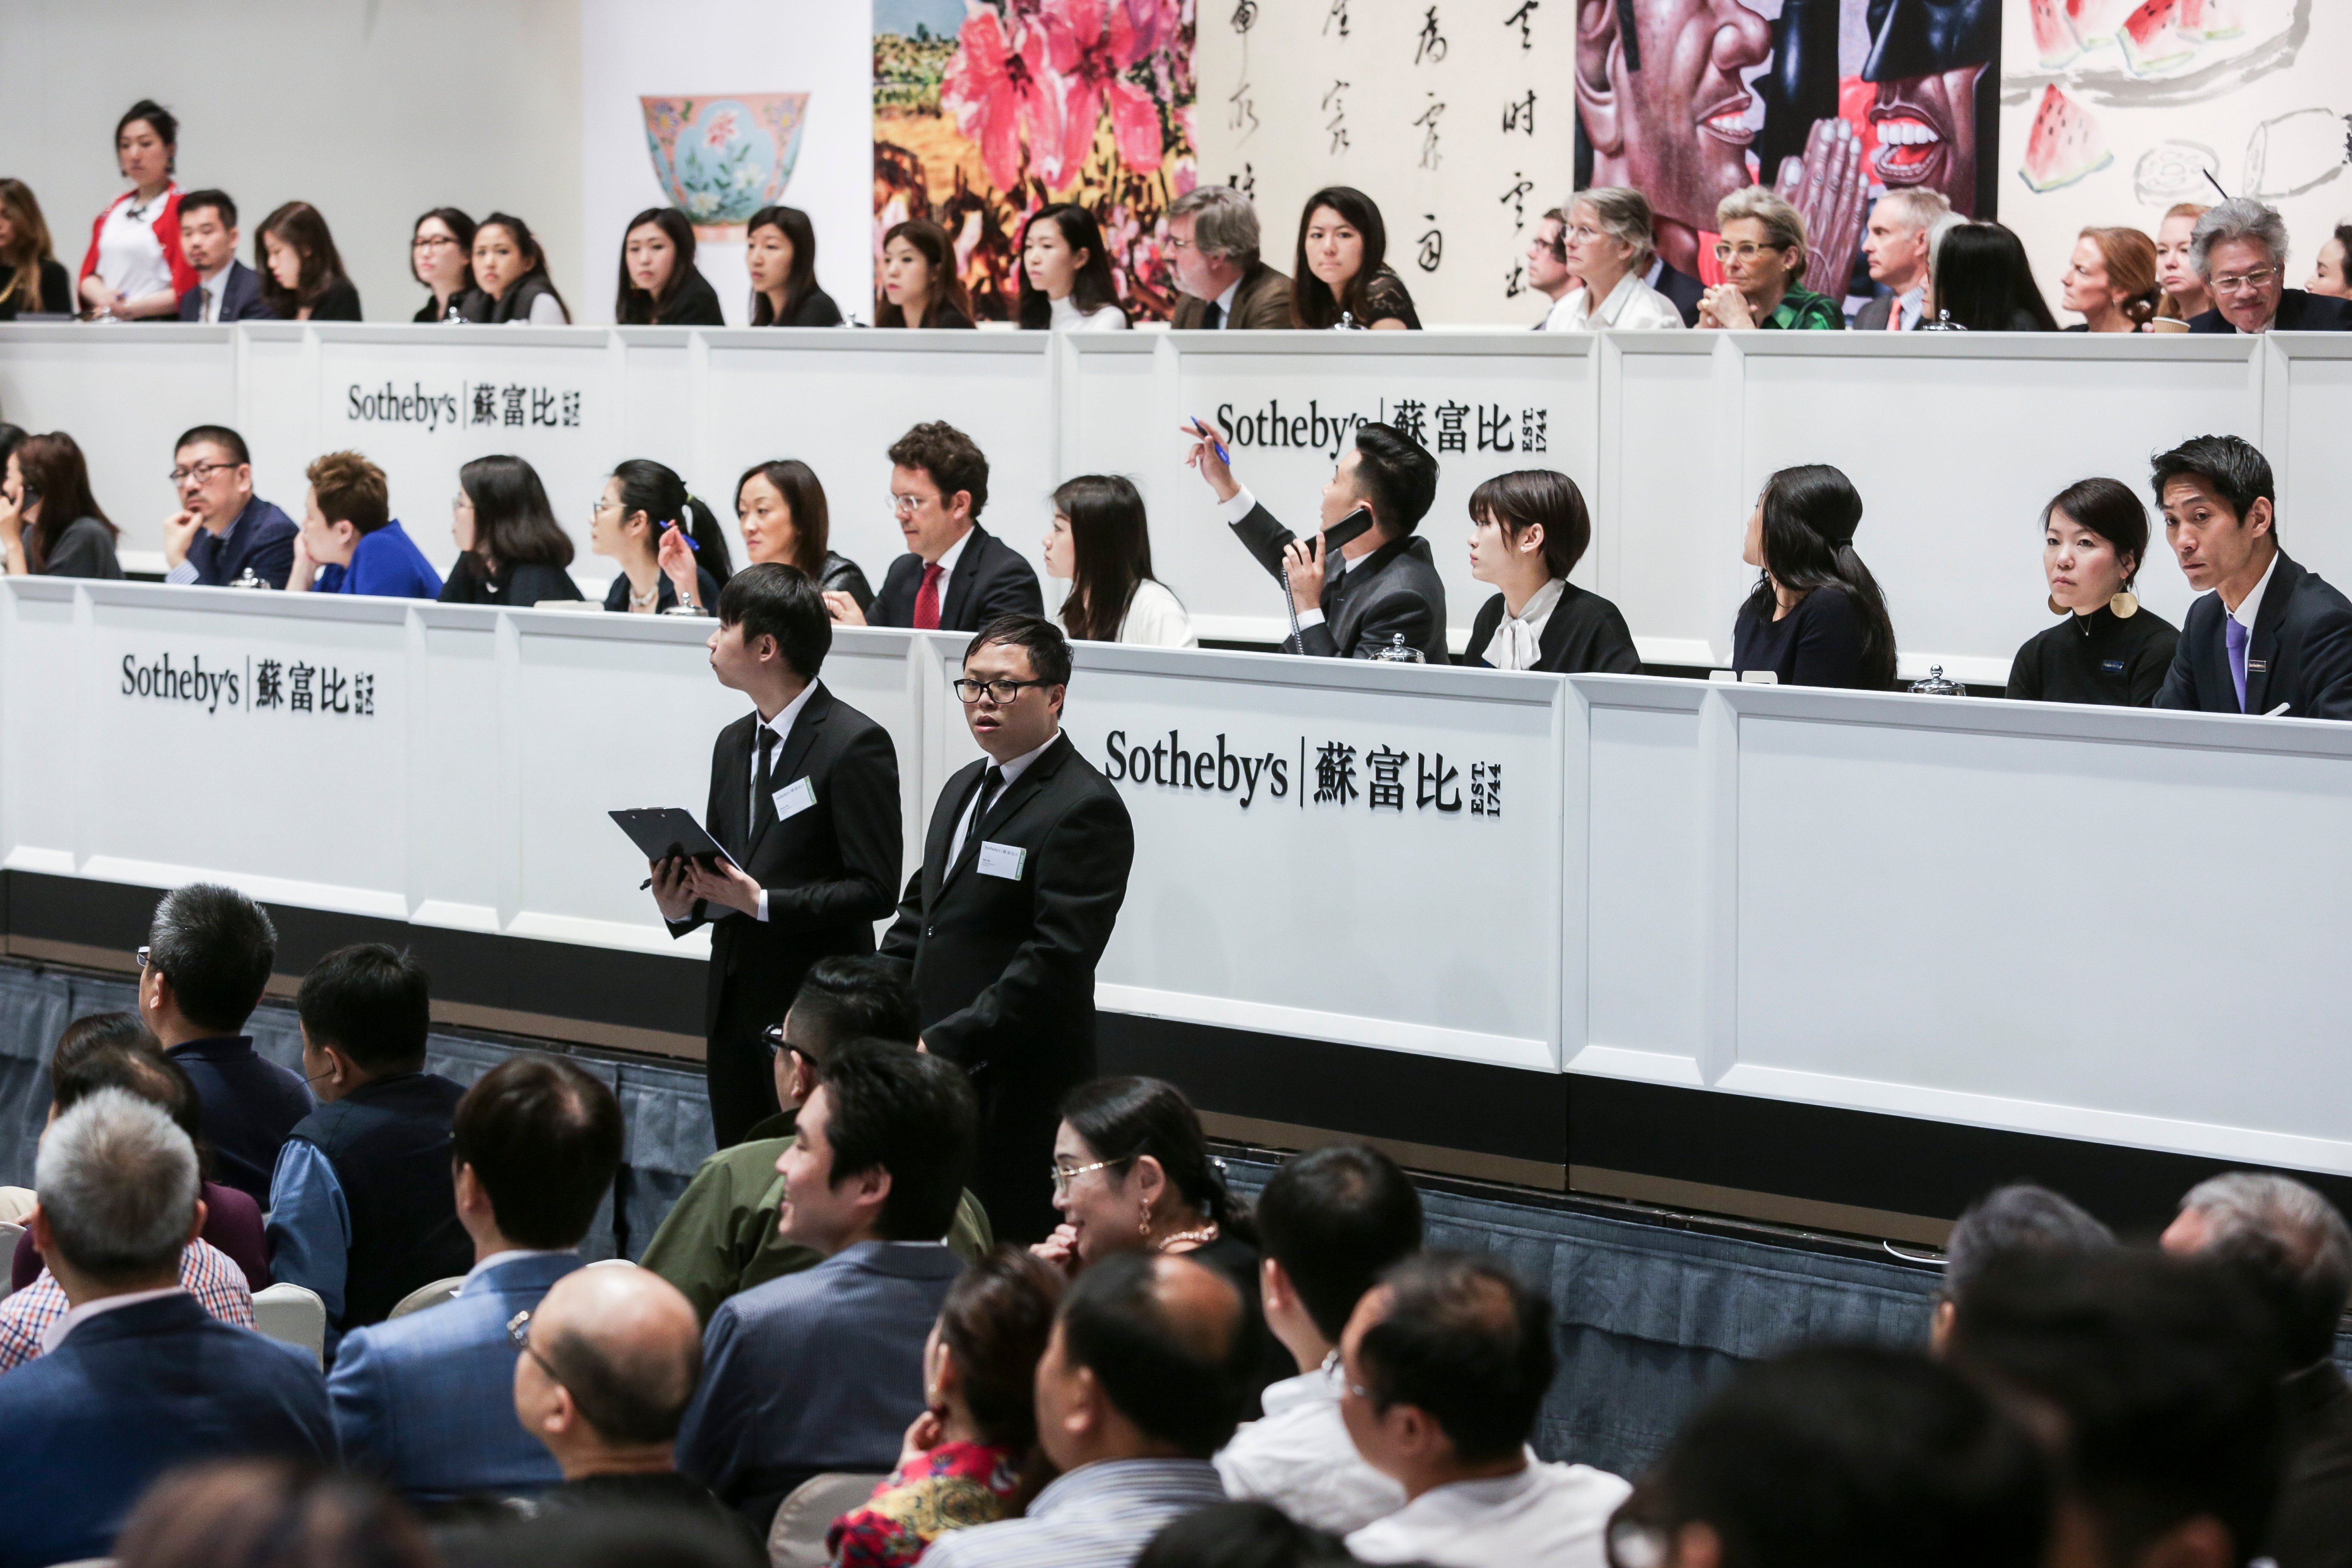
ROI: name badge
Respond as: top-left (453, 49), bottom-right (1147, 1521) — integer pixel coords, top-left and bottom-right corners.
top-left (2101, 659), bottom-right (2126, 674)
top-left (773, 778), bottom-right (816, 821)
top-left (2246, 658), bottom-right (2269, 673)
top-left (977, 840), bottom-right (1027, 880)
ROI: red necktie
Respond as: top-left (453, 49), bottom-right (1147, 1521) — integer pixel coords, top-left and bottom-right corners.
top-left (913, 563), bottom-right (944, 631)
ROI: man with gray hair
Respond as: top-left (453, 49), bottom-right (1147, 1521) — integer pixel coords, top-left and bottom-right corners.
top-left (1168, 185), bottom-right (1294, 331)
top-left (1854, 188), bottom-right (1952, 331)
top-left (2162, 1171), bottom-right (2352, 1568)
top-left (0, 1089), bottom-right (333, 1568)
top-left (2188, 197), bottom-right (2352, 335)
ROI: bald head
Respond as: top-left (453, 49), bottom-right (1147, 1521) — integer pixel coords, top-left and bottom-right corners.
top-left (533, 1264), bottom-right (703, 1448)
top-left (1051, 1250), bottom-right (1247, 1461)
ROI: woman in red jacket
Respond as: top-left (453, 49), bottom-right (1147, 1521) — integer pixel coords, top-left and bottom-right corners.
top-left (77, 100), bottom-right (195, 320)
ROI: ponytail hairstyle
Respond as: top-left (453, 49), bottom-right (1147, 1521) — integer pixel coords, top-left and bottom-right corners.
top-left (614, 207), bottom-right (700, 326)
top-left (611, 458), bottom-right (733, 583)
top-left (1060, 1077), bottom-right (1255, 1243)
top-left (1052, 473), bottom-right (1167, 642)
top-left (476, 213), bottom-right (569, 322)
top-left (2082, 226), bottom-right (2161, 329)
top-left (934, 1246), bottom-right (1065, 1508)
top-left (746, 206), bottom-right (822, 325)
top-left (1017, 204), bottom-right (1126, 330)
top-left (1746, 464), bottom-right (1897, 689)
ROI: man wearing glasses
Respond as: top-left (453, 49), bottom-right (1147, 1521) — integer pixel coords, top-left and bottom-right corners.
top-left (826, 420), bottom-right (1042, 631)
top-left (160, 423), bottom-right (299, 588)
top-left (882, 615), bottom-right (1134, 1243)
top-left (2187, 199), bottom-right (2352, 335)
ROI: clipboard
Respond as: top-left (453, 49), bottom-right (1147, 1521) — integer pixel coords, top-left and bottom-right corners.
top-left (609, 808), bottom-right (742, 874)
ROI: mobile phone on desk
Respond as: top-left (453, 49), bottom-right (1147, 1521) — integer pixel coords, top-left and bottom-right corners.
top-left (1321, 507), bottom-right (1375, 552)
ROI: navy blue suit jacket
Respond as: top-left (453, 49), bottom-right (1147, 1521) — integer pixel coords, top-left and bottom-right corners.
top-left (2187, 290), bottom-right (2352, 333)
top-left (0, 1293), bottom-right (334, 1568)
top-left (2153, 550), bottom-right (2352, 720)
top-left (167, 1035), bottom-right (313, 1205)
top-left (177, 260), bottom-right (275, 323)
top-left (183, 496), bottom-right (300, 589)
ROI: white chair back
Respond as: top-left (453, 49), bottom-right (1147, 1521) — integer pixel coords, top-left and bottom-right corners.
top-left (250, 1282), bottom-right (328, 1370)
top-left (0, 1220), bottom-right (21, 1302)
top-left (766, 1472), bottom-right (886, 1568)
top-left (388, 1275), bottom-right (467, 1319)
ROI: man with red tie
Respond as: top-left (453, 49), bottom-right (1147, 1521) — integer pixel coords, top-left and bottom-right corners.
top-left (825, 421), bottom-right (1043, 633)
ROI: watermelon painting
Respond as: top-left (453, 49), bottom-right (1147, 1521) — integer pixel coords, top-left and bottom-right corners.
top-left (2120, 0), bottom-right (2197, 75)
top-left (2066, 0), bottom-right (2136, 47)
top-left (2020, 85), bottom-right (2112, 195)
top-left (2033, 0), bottom-right (2083, 67)
top-left (2187, 0), bottom-right (2245, 38)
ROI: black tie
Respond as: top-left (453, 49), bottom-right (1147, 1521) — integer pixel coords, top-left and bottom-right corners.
top-left (1202, 300), bottom-right (1224, 330)
top-left (974, 764), bottom-right (1006, 826)
top-left (751, 725), bottom-right (779, 840)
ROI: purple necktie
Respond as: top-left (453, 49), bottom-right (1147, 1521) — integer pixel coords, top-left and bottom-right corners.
top-left (2226, 615), bottom-right (2250, 712)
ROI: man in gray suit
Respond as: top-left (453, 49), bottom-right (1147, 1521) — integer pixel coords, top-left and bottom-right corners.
top-left (1186, 420), bottom-right (1449, 664)
top-left (1852, 189), bottom-right (1950, 332)
top-left (676, 1040), bottom-right (977, 1535)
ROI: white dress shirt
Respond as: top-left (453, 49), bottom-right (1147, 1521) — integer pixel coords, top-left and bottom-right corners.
top-left (1115, 578), bottom-right (1198, 648)
top-left (1484, 577), bottom-right (1566, 672)
top-left (745, 678), bottom-right (822, 923)
top-left (947, 730), bottom-right (1058, 869)
top-left (1216, 1358), bottom-right (1407, 1534)
top-left (1050, 294), bottom-right (1130, 332)
top-left (39, 1285), bottom-right (187, 1355)
top-left (1548, 271), bottom-right (1686, 332)
top-left (2228, 549), bottom-right (2281, 643)
top-left (1221, 486), bottom-right (1345, 632)
top-left (95, 189), bottom-right (174, 302)
top-left (1886, 283), bottom-right (1927, 331)
top-left (1346, 1457), bottom-right (1631, 1568)
top-left (1210, 274), bottom-right (1244, 327)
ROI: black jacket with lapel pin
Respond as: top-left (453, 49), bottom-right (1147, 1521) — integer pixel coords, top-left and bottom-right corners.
top-left (870, 525), bottom-right (1044, 631)
top-left (2152, 550), bottom-right (2352, 720)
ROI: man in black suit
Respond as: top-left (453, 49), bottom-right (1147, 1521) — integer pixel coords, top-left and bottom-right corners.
top-left (825, 421), bottom-right (1042, 633)
top-left (1187, 418), bottom-right (1449, 664)
top-left (161, 425), bottom-right (299, 588)
top-left (882, 615), bottom-right (1133, 1242)
top-left (2150, 435), bottom-right (2352, 721)
top-left (173, 191), bottom-right (272, 323)
top-left (1645, 255), bottom-right (1706, 328)
top-left (654, 564), bottom-right (902, 1147)
top-left (2187, 198), bottom-right (2352, 335)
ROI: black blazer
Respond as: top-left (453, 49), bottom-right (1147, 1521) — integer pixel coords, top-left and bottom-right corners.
top-left (758, 288), bottom-right (846, 326)
top-left (414, 287), bottom-right (486, 324)
top-left (870, 526), bottom-right (1043, 631)
top-left (604, 565), bottom-right (720, 613)
top-left (882, 733), bottom-right (1133, 1087)
top-left (625, 269), bottom-right (725, 326)
top-left (1652, 260), bottom-right (1705, 328)
top-left (1229, 503), bottom-right (1450, 664)
top-left (175, 261), bottom-right (273, 322)
top-left (438, 558), bottom-right (585, 607)
top-left (2189, 290), bottom-right (2352, 333)
top-left (819, 550), bottom-right (875, 612)
top-left (1465, 584), bottom-right (1640, 673)
top-left (2152, 550), bottom-right (2352, 719)
top-left (0, 257), bottom-right (71, 319)
top-left (669, 684), bottom-right (903, 1033)
top-left (299, 277), bottom-right (364, 322)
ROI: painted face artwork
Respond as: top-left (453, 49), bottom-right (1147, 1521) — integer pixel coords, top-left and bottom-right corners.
top-left (1860, 0), bottom-right (1998, 216)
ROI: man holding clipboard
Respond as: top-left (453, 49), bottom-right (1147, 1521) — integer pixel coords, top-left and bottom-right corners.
top-left (642, 565), bottom-right (902, 1147)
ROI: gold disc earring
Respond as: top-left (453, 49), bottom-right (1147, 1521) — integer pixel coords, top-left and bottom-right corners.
top-left (2110, 590), bottom-right (2139, 618)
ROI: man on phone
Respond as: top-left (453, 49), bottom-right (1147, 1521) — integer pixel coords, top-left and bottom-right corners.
top-left (651, 564), bottom-right (903, 1148)
top-left (1186, 419), bottom-right (1448, 664)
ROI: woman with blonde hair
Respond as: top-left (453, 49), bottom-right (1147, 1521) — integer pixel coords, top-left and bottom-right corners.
top-left (2060, 227), bottom-right (2160, 333)
top-left (2154, 201), bottom-right (2213, 326)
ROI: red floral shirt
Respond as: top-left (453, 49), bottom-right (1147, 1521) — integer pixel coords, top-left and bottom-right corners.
top-left (828, 1440), bottom-right (1023, 1568)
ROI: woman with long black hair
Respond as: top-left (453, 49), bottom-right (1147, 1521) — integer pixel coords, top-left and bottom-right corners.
top-left (875, 218), bottom-right (974, 329)
top-left (591, 458), bottom-right (729, 614)
top-left (438, 454), bottom-right (582, 606)
top-left (1042, 474), bottom-right (1192, 646)
top-left (614, 207), bottom-right (724, 326)
top-left (1929, 222), bottom-right (2059, 332)
top-left (745, 206), bottom-right (843, 326)
top-left (1017, 204), bottom-right (1128, 332)
top-left (255, 201), bottom-right (361, 321)
top-left (1731, 464), bottom-right (1897, 690)
top-left (0, 431), bottom-right (123, 578)
top-left (469, 213), bottom-right (569, 325)
top-left (1289, 186), bottom-right (1418, 330)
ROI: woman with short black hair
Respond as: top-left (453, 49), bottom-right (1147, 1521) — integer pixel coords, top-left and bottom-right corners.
top-left (734, 459), bottom-right (871, 608)
top-left (1042, 474), bottom-right (1192, 646)
top-left (1731, 465), bottom-right (1898, 690)
top-left (614, 207), bottom-right (724, 326)
top-left (409, 207), bottom-right (480, 323)
top-left (469, 213), bottom-right (569, 325)
top-left (591, 457), bottom-right (728, 614)
top-left (1464, 469), bottom-right (1639, 674)
top-left (1290, 187), bottom-right (1418, 330)
top-left (745, 206), bottom-right (842, 326)
top-left (1017, 204), bottom-right (1128, 332)
top-left (256, 201), bottom-right (361, 321)
top-left (2006, 478), bottom-right (2179, 706)
top-left (438, 454), bottom-right (582, 606)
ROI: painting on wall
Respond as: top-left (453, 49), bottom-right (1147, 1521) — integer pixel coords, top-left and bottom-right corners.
top-left (873, 0), bottom-right (1198, 322)
top-left (640, 93), bottom-right (813, 238)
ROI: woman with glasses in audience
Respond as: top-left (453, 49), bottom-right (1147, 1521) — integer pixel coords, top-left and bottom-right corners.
top-left (1464, 470), bottom-right (1639, 675)
top-left (614, 207), bottom-right (724, 327)
top-left (255, 202), bottom-right (361, 322)
top-left (0, 431), bottom-right (123, 579)
top-left (1929, 222), bottom-right (2057, 332)
top-left (875, 219), bottom-right (975, 330)
top-left (0, 179), bottom-right (71, 320)
top-left (438, 454), bottom-right (582, 606)
top-left (827, 1248), bottom-right (1064, 1568)
top-left (735, 459), bottom-right (872, 611)
top-left (1042, 474), bottom-right (1194, 647)
top-left (408, 208), bottom-right (480, 323)
top-left (590, 458), bottom-right (729, 615)
top-left (1547, 188), bottom-right (1683, 333)
top-left (2059, 227), bottom-right (2160, 334)
top-left (2154, 202), bottom-right (2213, 328)
top-left (1698, 188), bottom-right (1841, 331)
top-left (745, 206), bottom-right (843, 326)
top-left (1017, 204), bottom-right (1129, 332)
top-left (1290, 186), bottom-right (1419, 330)
top-left (78, 100), bottom-right (192, 321)
top-left (1732, 464), bottom-right (1896, 690)
top-left (469, 213), bottom-right (570, 325)
top-left (2006, 478), bottom-right (2178, 707)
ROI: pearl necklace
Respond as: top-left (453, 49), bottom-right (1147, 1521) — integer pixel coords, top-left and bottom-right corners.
top-left (1154, 1222), bottom-right (1220, 1252)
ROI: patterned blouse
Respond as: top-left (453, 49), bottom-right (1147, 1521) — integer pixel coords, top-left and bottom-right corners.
top-left (828, 1440), bottom-right (1024, 1568)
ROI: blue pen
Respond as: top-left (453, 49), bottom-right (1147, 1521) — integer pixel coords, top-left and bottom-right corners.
top-left (1190, 417), bottom-right (1230, 464)
top-left (665, 522), bottom-right (699, 551)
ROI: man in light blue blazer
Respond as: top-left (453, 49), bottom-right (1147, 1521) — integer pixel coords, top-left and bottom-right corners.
top-left (677, 1041), bottom-right (978, 1534)
top-left (329, 1054), bottom-right (623, 1504)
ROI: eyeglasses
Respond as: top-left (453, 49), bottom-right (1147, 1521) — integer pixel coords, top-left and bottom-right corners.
top-left (887, 493), bottom-right (935, 517)
top-left (1166, 234), bottom-right (1195, 252)
top-left (1048, 1157), bottom-right (1122, 1196)
top-left (134, 945), bottom-right (151, 968)
top-left (167, 462), bottom-right (234, 485)
top-left (451, 495), bottom-right (471, 515)
top-left (759, 1024), bottom-right (816, 1065)
top-left (1710, 241), bottom-right (1781, 264)
top-left (953, 677), bottom-right (1047, 704)
top-left (413, 234), bottom-right (460, 251)
top-left (2210, 267), bottom-right (2280, 296)
top-left (1567, 225), bottom-right (1604, 244)
top-left (506, 1307), bottom-right (568, 1381)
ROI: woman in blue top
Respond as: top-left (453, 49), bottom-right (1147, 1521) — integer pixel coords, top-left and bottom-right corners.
top-left (592, 458), bottom-right (731, 615)
top-left (286, 450), bottom-right (442, 598)
top-left (1730, 464), bottom-right (1897, 690)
